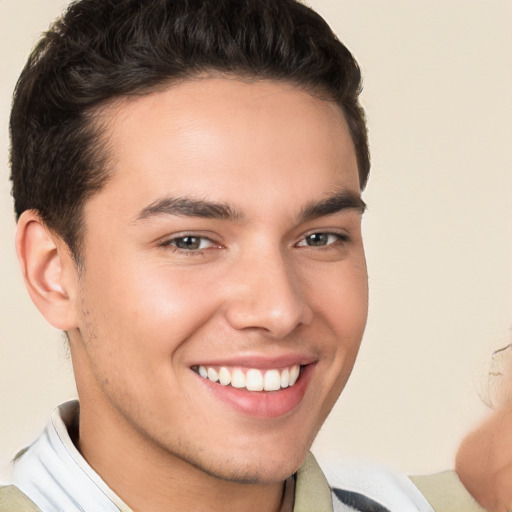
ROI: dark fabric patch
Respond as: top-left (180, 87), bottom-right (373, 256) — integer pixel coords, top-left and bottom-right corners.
top-left (332, 487), bottom-right (391, 512)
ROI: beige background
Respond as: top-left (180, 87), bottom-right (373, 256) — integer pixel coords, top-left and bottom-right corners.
top-left (1, 0), bottom-right (511, 481)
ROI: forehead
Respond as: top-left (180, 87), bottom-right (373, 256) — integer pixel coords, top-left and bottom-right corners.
top-left (88, 77), bottom-right (360, 219)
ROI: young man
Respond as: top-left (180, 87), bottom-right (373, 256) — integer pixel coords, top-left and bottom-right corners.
top-left (0, 1), bottom-right (489, 511)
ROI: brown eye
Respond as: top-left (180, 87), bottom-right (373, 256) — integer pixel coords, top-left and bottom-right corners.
top-left (174, 236), bottom-right (202, 250)
top-left (297, 233), bottom-right (344, 248)
top-left (164, 235), bottom-right (214, 251)
top-left (305, 233), bottom-right (330, 246)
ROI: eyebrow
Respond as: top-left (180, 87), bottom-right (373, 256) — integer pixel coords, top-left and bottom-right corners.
top-left (134, 196), bottom-right (244, 222)
top-left (133, 189), bottom-right (366, 224)
top-left (299, 190), bottom-right (366, 221)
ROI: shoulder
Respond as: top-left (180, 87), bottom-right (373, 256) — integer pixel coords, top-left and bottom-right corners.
top-left (0, 485), bottom-right (42, 512)
top-left (410, 471), bottom-right (488, 512)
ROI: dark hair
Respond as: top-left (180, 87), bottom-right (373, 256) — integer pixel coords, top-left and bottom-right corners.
top-left (10, 0), bottom-right (370, 260)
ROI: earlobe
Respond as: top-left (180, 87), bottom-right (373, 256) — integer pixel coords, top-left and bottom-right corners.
top-left (16, 210), bottom-right (79, 331)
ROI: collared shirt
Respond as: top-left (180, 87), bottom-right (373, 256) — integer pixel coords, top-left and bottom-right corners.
top-left (10, 401), bottom-right (433, 512)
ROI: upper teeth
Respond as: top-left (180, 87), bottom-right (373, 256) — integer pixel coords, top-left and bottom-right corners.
top-left (197, 365), bottom-right (301, 391)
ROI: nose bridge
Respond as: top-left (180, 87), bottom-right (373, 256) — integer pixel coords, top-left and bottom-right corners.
top-left (224, 243), bottom-right (313, 337)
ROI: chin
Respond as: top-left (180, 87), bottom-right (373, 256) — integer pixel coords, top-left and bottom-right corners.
top-left (189, 448), bottom-right (307, 485)
top-left (205, 462), bottom-right (298, 485)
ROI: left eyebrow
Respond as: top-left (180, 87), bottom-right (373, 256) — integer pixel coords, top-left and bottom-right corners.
top-left (299, 190), bottom-right (366, 222)
top-left (133, 196), bottom-right (244, 223)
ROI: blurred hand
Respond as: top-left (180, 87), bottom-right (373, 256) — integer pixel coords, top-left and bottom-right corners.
top-left (456, 409), bottom-right (512, 512)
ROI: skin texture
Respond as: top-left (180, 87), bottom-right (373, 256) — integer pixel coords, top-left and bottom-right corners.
top-left (456, 409), bottom-right (512, 512)
top-left (16, 78), bottom-right (368, 512)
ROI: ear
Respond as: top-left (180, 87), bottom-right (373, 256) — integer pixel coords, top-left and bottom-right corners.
top-left (16, 210), bottom-right (79, 331)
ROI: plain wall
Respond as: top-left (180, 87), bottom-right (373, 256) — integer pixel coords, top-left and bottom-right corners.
top-left (1, 0), bottom-right (511, 481)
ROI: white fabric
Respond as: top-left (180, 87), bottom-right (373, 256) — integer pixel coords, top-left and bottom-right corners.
top-left (325, 460), bottom-right (434, 512)
top-left (331, 499), bottom-right (358, 512)
top-left (11, 401), bottom-right (132, 512)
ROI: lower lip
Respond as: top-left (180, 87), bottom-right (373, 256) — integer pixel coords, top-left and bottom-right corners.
top-left (196, 365), bottom-right (314, 418)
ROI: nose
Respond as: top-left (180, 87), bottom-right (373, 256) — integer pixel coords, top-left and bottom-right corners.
top-left (223, 248), bottom-right (313, 338)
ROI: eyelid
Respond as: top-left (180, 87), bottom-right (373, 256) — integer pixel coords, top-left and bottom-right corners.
top-left (295, 229), bottom-right (350, 247)
top-left (159, 232), bottom-right (221, 251)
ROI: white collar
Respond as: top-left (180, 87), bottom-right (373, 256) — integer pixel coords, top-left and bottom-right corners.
top-left (324, 459), bottom-right (434, 512)
top-left (11, 401), bottom-right (132, 512)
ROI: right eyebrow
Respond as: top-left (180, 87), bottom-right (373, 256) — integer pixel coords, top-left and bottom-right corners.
top-left (299, 190), bottom-right (367, 222)
top-left (132, 196), bottom-right (245, 223)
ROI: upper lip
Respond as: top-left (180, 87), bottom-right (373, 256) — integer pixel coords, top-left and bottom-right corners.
top-left (188, 352), bottom-right (318, 370)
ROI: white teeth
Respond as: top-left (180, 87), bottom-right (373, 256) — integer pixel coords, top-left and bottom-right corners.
top-left (264, 369), bottom-right (281, 391)
top-left (246, 369), bottom-right (264, 391)
top-left (289, 365), bottom-right (300, 386)
top-left (231, 369), bottom-right (246, 388)
top-left (207, 367), bottom-right (219, 382)
top-left (197, 364), bottom-right (303, 391)
top-left (280, 368), bottom-right (290, 388)
top-left (218, 367), bottom-right (231, 386)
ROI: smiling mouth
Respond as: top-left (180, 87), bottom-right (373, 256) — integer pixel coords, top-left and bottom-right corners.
top-left (192, 365), bottom-right (303, 392)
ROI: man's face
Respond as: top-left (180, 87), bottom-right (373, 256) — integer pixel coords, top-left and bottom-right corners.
top-left (68, 77), bottom-right (368, 483)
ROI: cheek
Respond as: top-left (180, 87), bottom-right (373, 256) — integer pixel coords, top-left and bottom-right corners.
top-left (308, 257), bottom-right (368, 333)
top-left (80, 258), bottom-right (224, 358)
top-left (303, 256), bottom-right (368, 382)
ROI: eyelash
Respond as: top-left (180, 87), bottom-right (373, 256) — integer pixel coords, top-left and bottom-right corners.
top-left (296, 232), bottom-right (349, 249)
top-left (160, 231), bottom-right (349, 255)
top-left (160, 235), bottom-right (217, 255)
